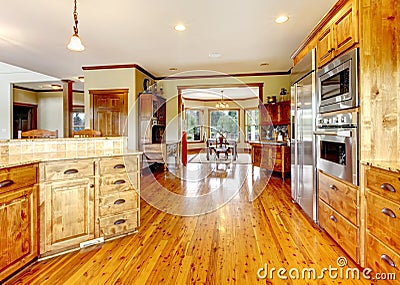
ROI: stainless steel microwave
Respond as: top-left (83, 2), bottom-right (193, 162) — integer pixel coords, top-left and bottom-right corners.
top-left (317, 48), bottom-right (359, 113)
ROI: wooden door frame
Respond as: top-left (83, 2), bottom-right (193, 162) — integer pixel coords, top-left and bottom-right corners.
top-left (89, 89), bottom-right (129, 131)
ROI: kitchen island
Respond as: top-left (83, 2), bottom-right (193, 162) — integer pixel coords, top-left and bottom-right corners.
top-left (249, 141), bottom-right (290, 179)
top-left (0, 137), bottom-right (141, 282)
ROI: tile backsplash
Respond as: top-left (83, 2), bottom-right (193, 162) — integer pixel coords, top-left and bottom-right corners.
top-left (0, 137), bottom-right (128, 158)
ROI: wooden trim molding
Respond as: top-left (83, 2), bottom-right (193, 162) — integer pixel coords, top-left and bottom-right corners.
top-left (158, 71), bottom-right (288, 81)
top-left (82, 64), bottom-right (157, 80)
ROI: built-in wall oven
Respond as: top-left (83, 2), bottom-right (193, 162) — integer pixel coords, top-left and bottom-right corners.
top-left (317, 48), bottom-right (358, 113)
top-left (315, 111), bottom-right (358, 185)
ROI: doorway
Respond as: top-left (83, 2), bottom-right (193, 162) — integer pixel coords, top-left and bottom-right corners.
top-left (13, 103), bottom-right (38, 139)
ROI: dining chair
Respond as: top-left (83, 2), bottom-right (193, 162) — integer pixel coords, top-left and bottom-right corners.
top-left (21, 129), bottom-right (58, 139)
top-left (72, 129), bottom-right (102, 137)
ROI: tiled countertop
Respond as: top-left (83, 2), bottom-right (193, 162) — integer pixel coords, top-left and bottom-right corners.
top-left (0, 137), bottom-right (141, 169)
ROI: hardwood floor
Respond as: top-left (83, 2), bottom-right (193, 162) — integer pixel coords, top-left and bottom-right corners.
top-left (7, 164), bottom-right (377, 284)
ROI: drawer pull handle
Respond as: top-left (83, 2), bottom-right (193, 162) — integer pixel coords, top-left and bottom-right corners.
top-left (113, 179), bottom-right (126, 185)
top-left (90, 184), bottom-right (95, 188)
top-left (114, 164), bottom-right (125, 169)
top-left (0, 179), bottom-right (14, 188)
top-left (329, 215), bottom-right (338, 223)
top-left (381, 208), bottom-right (396, 218)
top-left (329, 184), bottom-right (338, 191)
top-left (114, 219), bottom-right (126, 225)
top-left (381, 254), bottom-right (396, 268)
top-left (380, 183), bottom-right (396, 193)
top-left (64, 169), bottom-right (79, 175)
top-left (114, 199), bottom-right (126, 205)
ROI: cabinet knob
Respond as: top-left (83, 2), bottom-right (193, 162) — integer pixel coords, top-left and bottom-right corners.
top-left (329, 215), bottom-right (338, 223)
top-left (113, 179), bottom-right (126, 185)
top-left (114, 199), bottom-right (126, 205)
top-left (381, 208), bottom-right (396, 219)
top-left (0, 179), bottom-right (14, 188)
top-left (114, 219), bottom-right (126, 225)
top-left (113, 164), bottom-right (125, 169)
top-left (64, 169), bottom-right (79, 175)
top-left (381, 254), bottom-right (396, 268)
top-left (380, 183), bottom-right (396, 193)
top-left (329, 184), bottom-right (338, 191)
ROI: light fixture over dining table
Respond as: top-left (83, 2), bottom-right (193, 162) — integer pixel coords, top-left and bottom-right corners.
top-left (216, 90), bottom-right (229, 109)
top-left (67, 0), bottom-right (85, 51)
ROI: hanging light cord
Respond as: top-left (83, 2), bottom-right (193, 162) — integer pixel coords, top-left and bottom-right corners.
top-left (72, 0), bottom-right (79, 35)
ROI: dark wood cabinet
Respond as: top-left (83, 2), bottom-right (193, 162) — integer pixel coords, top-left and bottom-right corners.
top-left (138, 93), bottom-right (166, 147)
top-left (259, 101), bottom-right (290, 126)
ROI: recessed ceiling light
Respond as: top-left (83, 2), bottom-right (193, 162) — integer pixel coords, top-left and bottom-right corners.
top-left (174, 24), bottom-right (186, 31)
top-left (209, 52), bottom-right (221, 58)
top-left (169, 67), bottom-right (178, 71)
top-left (260, 62), bottom-right (270, 67)
top-left (275, 15), bottom-right (289, 24)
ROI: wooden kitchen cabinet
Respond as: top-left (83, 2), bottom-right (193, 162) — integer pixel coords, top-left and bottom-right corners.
top-left (259, 101), bottom-right (290, 126)
top-left (97, 155), bottom-right (140, 239)
top-left (39, 159), bottom-right (96, 256)
top-left (317, 0), bottom-right (359, 67)
top-left (365, 166), bottom-right (400, 275)
top-left (318, 171), bottom-right (359, 262)
top-left (0, 164), bottom-right (38, 282)
top-left (251, 143), bottom-right (290, 179)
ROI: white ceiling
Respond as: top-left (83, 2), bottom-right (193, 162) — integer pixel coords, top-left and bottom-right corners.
top-left (0, 0), bottom-right (336, 81)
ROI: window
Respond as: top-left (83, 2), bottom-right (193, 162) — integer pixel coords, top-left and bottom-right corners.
top-left (72, 106), bottom-right (85, 132)
top-left (245, 108), bottom-right (259, 142)
top-left (209, 110), bottom-right (239, 141)
top-left (185, 109), bottom-right (203, 142)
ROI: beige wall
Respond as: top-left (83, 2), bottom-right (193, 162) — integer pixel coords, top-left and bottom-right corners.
top-left (36, 91), bottom-right (63, 137)
top-left (158, 73), bottom-right (290, 149)
top-left (13, 88), bottom-right (38, 105)
top-left (83, 68), bottom-right (137, 149)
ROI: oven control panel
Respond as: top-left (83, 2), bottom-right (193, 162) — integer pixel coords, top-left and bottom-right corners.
top-left (316, 112), bottom-right (358, 128)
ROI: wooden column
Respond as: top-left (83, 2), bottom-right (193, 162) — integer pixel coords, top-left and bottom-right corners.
top-left (62, 80), bottom-right (73, 138)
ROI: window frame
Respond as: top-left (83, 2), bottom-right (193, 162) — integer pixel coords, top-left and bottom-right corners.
top-left (244, 108), bottom-right (259, 143)
top-left (184, 108), bottom-right (204, 143)
top-left (208, 108), bottom-right (240, 142)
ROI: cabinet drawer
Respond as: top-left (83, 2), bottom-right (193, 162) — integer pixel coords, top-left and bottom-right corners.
top-left (41, 159), bottom-right (94, 181)
top-left (318, 199), bottom-right (358, 262)
top-left (99, 210), bottom-right (138, 237)
top-left (0, 164), bottom-right (37, 194)
top-left (367, 192), bottom-right (400, 251)
top-left (366, 233), bottom-right (400, 275)
top-left (99, 173), bottom-right (139, 195)
top-left (366, 166), bottom-right (400, 204)
top-left (319, 171), bottom-right (358, 225)
top-left (99, 190), bottom-right (138, 217)
top-left (99, 155), bottom-right (139, 176)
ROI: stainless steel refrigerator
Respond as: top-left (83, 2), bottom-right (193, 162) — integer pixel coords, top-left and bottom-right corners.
top-left (290, 49), bottom-right (317, 223)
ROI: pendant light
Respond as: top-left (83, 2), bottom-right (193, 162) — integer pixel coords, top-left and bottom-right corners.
top-left (216, 90), bottom-right (229, 109)
top-left (67, 0), bottom-right (85, 51)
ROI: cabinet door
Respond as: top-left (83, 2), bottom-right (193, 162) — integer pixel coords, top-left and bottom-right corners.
top-left (0, 187), bottom-right (37, 280)
top-left (317, 26), bottom-right (335, 68)
top-left (333, 1), bottom-right (358, 56)
top-left (139, 94), bottom-right (153, 118)
top-left (278, 101), bottom-right (291, 125)
top-left (41, 179), bottom-right (95, 255)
